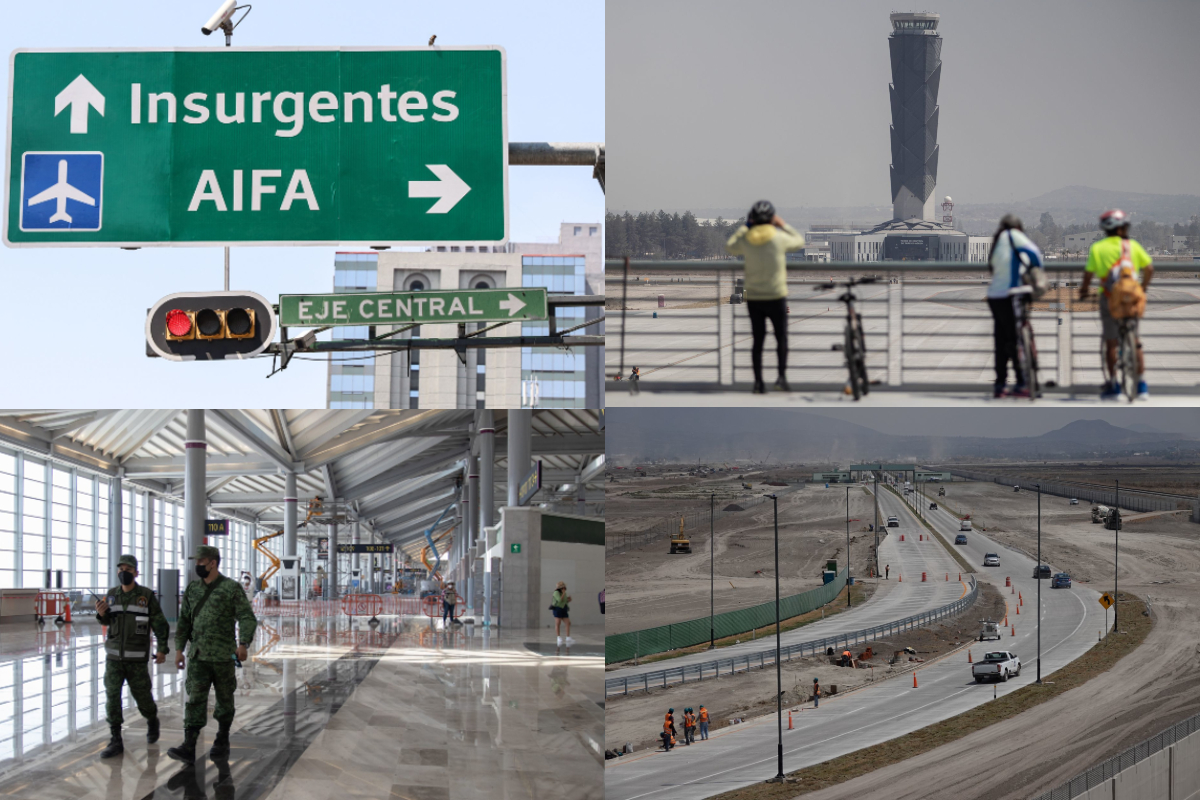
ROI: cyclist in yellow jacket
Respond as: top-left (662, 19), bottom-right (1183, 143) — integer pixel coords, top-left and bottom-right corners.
top-left (725, 200), bottom-right (805, 394)
top-left (1079, 209), bottom-right (1153, 400)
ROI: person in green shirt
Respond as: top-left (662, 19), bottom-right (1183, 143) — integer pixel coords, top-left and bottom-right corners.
top-left (724, 200), bottom-right (805, 394)
top-left (94, 554), bottom-right (170, 758)
top-left (167, 545), bottom-right (258, 764)
top-left (552, 581), bottom-right (574, 646)
top-left (1079, 209), bottom-right (1154, 399)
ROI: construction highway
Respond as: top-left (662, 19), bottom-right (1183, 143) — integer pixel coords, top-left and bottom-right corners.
top-left (604, 480), bottom-right (1107, 800)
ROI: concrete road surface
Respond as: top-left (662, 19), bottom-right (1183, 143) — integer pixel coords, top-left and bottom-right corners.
top-left (604, 488), bottom-right (1106, 800)
top-left (607, 487), bottom-right (965, 690)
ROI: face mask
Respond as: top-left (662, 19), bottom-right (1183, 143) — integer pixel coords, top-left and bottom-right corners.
top-left (119, 571), bottom-right (134, 586)
top-left (196, 564), bottom-right (210, 579)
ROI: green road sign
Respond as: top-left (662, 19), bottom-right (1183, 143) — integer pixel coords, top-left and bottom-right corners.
top-left (279, 287), bottom-right (547, 326)
top-left (510, 543), bottom-right (521, 554)
top-left (5, 47), bottom-right (507, 247)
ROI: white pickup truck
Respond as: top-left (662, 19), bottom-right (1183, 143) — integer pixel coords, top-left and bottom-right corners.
top-left (972, 651), bottom-right (1021, 683)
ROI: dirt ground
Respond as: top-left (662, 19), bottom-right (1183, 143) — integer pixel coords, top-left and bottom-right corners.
top-left (605, 581), bottom-right (1007, 752)
top-left (606, 476), bottom-right (883, 636)
top-left (793, 479), bottom-right (1200, 800)
top-left (944, 464), bottom-right (1200, 497)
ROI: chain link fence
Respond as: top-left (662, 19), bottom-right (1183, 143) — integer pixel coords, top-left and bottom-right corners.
top-left (1031, 711), bottom-right (1200, 800)
top-left (606, 575), bottom-right (978, 696)
top-left (947, 470), bottom-right (1197, 519)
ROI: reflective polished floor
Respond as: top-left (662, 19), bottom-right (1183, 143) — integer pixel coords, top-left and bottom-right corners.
top-left (0, 610), bottom-right (602, 800)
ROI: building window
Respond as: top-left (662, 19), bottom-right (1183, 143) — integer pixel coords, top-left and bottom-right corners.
top-left (590, 226), bottom-right (597, 236)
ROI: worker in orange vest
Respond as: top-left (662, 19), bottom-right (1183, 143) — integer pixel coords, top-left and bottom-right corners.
top-left (698, 706), bottom-right (710, 740)
top-left (813, 677), bottom-right (821, 708)
top-left (841, 649), bottom-right (853, 667)
top-left (661, 709), bottom-right (676, 751)
top-left (683, 708), bottom-right (696, 745)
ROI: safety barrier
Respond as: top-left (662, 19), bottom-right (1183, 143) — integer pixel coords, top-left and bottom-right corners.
top-left (605, 567), bottom-right (848, 665)
top-left (421, 594), bottom-right (466, 618)
top-left (607, 260), bottom-right (1200, 394)
top-left (34, 591), bottom-right (69, 624)
top-left (1031, 709), bottom-right (1200, 800)
top-left (606, 484), bottom-right (803, 557)
top-left (341, 593), bottom-right (383, 618)
top-left (944, 469), bottom-right (1198, 521)
top-left (604, 575), bottom-right (978, 696)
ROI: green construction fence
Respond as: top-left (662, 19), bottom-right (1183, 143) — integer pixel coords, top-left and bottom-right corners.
top-left (605, 567), bottom-right (848, 664)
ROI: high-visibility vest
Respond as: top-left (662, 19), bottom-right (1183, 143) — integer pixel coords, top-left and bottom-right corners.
top-left (663, 719), bottom-right (673, 732)
top-left (685, 713), bottom-right (695, 727)
top-left (699, 709), bottom-right (709, 722)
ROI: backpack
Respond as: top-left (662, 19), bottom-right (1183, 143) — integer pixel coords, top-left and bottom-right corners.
top-left (1011, 231), bottom-right (1049, 300)
top-left (1105, 240), bottom-right (1146, 320)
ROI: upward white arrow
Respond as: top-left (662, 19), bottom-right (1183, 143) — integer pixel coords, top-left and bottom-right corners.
top-left (55, 75), bottom-right (105, 134)
top-left (498, 293), bottom-right (527, 317)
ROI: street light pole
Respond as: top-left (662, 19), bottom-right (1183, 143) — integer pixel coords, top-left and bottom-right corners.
top-left (709, 492), bottom-right (715, 650)
top-left (1036, 482), bottom-right (1042, 684)
top-left (1114, 480), bottom-right (1120, 633)
top-left (873, 471), bottom-right (879, 578)
top-left (766, 493), bottom-right (784, 783)
top-left (846, 484), bottom-right (851, 608)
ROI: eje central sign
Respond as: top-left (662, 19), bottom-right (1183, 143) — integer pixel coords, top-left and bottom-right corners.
top-left (279, 287), bottom-right (548, 326)
top-left (4, 47), bottom-right (507, 246)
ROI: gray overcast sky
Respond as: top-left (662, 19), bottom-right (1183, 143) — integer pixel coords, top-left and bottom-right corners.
top-left (607, 0), bottom-right (1200, 213)
top-left (792, 409), bottom-right (1200, 438)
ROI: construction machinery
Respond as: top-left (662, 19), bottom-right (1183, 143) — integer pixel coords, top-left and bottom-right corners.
top-left (253, 529), bottom-right (284, 591)
top-left (742, 482), bottom-right (753, 491)
top-left (938, 486), bottom-right (946, 496)
top-left (1092, 505), bottom-right (1112, 524)
top-left (669, 516), bottom-right (691, 554)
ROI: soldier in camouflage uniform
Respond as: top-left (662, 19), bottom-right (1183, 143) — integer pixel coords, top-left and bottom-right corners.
top-left (167, 545), bottom-right (258, 764)
top-left (94, 554), bottom-right (170, 758)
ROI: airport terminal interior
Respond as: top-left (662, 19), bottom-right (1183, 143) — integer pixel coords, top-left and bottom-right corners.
top-left (0, 409), bottom-right (604, 799)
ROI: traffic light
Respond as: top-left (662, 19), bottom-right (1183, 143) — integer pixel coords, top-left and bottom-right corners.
top-left (146, 291), bottom-right (276, 361)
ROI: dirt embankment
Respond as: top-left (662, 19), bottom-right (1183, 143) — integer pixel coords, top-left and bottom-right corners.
top-left (605, 581), bottom-right (1005, 752)
top-left (606, 483), bottom-right (882, 636)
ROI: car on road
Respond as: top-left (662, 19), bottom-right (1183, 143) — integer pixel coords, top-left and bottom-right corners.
top-left (954, 534), bottom-right (968, 545)
top-left (973, 651), bottom-right (1021, 683)
top-left (1069, 498), bottom-right (1079, 505)
top-left (983, 553), bottom-right (1001, 567)
top-left (1051, 572), bottom-right (1072, 588)
top-left (887, 516), bottom-right (899, 527)
top-left (1033, 564), bottom-right (1052, 579)
top-left (929, 502), bottom-right (938, 510)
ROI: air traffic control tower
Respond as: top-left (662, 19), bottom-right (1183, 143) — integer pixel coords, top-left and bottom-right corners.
top-left (888, 12), bottom-right (942, 222)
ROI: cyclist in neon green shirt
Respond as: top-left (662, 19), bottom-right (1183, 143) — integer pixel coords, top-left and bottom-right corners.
top-left (1079, 209), bottom-right (1154, 399)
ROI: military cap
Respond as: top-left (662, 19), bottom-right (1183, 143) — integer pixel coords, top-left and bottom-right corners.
top-left (118, 554), bottom-right (138, 569)
top-left (195, 545), bottom-right (221, 560)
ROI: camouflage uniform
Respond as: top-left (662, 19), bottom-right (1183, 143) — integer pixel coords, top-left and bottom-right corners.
top-left (98, 560), bottom-right (170, 728)
top-left (175, 565), bottom-right (258, 730)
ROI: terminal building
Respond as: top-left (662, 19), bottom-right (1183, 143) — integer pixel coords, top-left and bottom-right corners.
top-left (328, 223), bottom-right (604, 409)
top-left (820, 13), bottom-right (991, 262)
top-left (0, 409), bottom-right (603, 797)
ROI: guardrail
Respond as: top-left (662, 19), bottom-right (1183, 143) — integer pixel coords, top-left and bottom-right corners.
top-left (605, 260), bottom-right (1200, 393)
top-left (1032, 710), bottom-right (1200, 800)
top-left (604, 575), bottom-right (978, 697)
top-left (606, 484), bottom-right (802, 556)
top-left (945, 470), bottom-right (1199, 521)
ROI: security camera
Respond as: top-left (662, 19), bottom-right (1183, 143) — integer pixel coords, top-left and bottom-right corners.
top-left (202, 0), bottom-right (237, 35)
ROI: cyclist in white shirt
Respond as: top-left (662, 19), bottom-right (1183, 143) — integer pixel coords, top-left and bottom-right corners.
top-left (986, 215), bottom-right (1043, 398)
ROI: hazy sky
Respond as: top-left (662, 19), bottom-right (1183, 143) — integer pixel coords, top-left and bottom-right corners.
top-left (606, 0), bottom-right (1200, 213)
top-left (804, 409), bottom-right (1200, 438)
top-left (0, 0), bottom-right (603, 407)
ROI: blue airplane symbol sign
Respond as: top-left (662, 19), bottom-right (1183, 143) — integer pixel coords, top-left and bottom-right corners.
top-left (20, 152), bottom-right (103, 231)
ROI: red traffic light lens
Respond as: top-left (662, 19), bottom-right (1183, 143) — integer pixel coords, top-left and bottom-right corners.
top-left (165, 309), bottom-right (192, 337)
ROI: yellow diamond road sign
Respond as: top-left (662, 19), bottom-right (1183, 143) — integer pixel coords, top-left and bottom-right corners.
top-left (1099, 592), bottom-right (1114, 610)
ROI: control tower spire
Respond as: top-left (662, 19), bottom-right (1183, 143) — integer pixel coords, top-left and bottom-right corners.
top-left (888, 11), bottom-right (941, 222)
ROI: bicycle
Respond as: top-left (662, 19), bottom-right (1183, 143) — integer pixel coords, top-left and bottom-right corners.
top-left (1008, 285), bottom-right (1039, 400)
top-left (814, 277), bottom-right (875, 400)
top-left (1101, 317), bottom-right (1139, 403)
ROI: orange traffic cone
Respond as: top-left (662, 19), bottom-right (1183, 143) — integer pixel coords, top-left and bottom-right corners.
top-left (1011, 585), bottom-right (1015, 594)
top-left (958, 573), bottom-right (961, 582)
top-left (1004, 614), bottom-right (1008, 625)
top-left (945, 573), bottom-right (948, 581)
top-left (1011, 625), bottom-right (1016, 636)
top-left (922, 572), bottom-right (926, 582)
top-left (967, 649), bottom-right (972, 663)
top-left (898, 574), bottom-right (902, 582)
top-left (1016, 605), bottom-right (1020, 615)
top-left (64, 602), bottom-right (71, 624)
top-left (913, 672), bottom-right (918, 688)
top-left (788, 710), bottom-right (793, 730)
top-left (1006, 576), bottom-right (1011, 587)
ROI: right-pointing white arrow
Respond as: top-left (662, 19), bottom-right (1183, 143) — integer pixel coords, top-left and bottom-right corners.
top-left (54, 75), bottom-right (105, 134)
top-left (498, 293), bottom-right (527, 317)
top-left (408, 164), bottom-right (471, 213)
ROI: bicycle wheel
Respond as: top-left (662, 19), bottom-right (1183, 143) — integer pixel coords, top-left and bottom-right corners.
top-left (854, 314), bottom-right (870, 397)
top-left (844, 325), bottom-right (863, 401)
top-left (1017, 324), bottom-right (1038, 400)
top-left (1119, 324), bottom-right (1138, 402)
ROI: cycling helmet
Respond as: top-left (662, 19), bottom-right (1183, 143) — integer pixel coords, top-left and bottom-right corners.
top-left (1100, 209), bottom-right (1129, 232)
top-left (747, 200), bottom-right (775, 226)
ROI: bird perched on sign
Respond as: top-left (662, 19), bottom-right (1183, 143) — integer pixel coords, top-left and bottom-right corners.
top-left (428, 35), bottom-right (437, 46)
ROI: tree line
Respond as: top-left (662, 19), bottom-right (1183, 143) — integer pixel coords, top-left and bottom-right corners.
top-left (606, 210), bottom-right (1200, 260)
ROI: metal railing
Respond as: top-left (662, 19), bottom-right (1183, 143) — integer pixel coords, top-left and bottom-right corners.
top-left (604, 575), bottom-right (978, 696)
top-left (1032, 710), bottom-right (1200, 800)
top-left (606, 260), bottom-right (1200, 393)
top-left (605, 484), bottom-right (802, 556)
top-left (945, 470), bottom-right (1198, 520)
